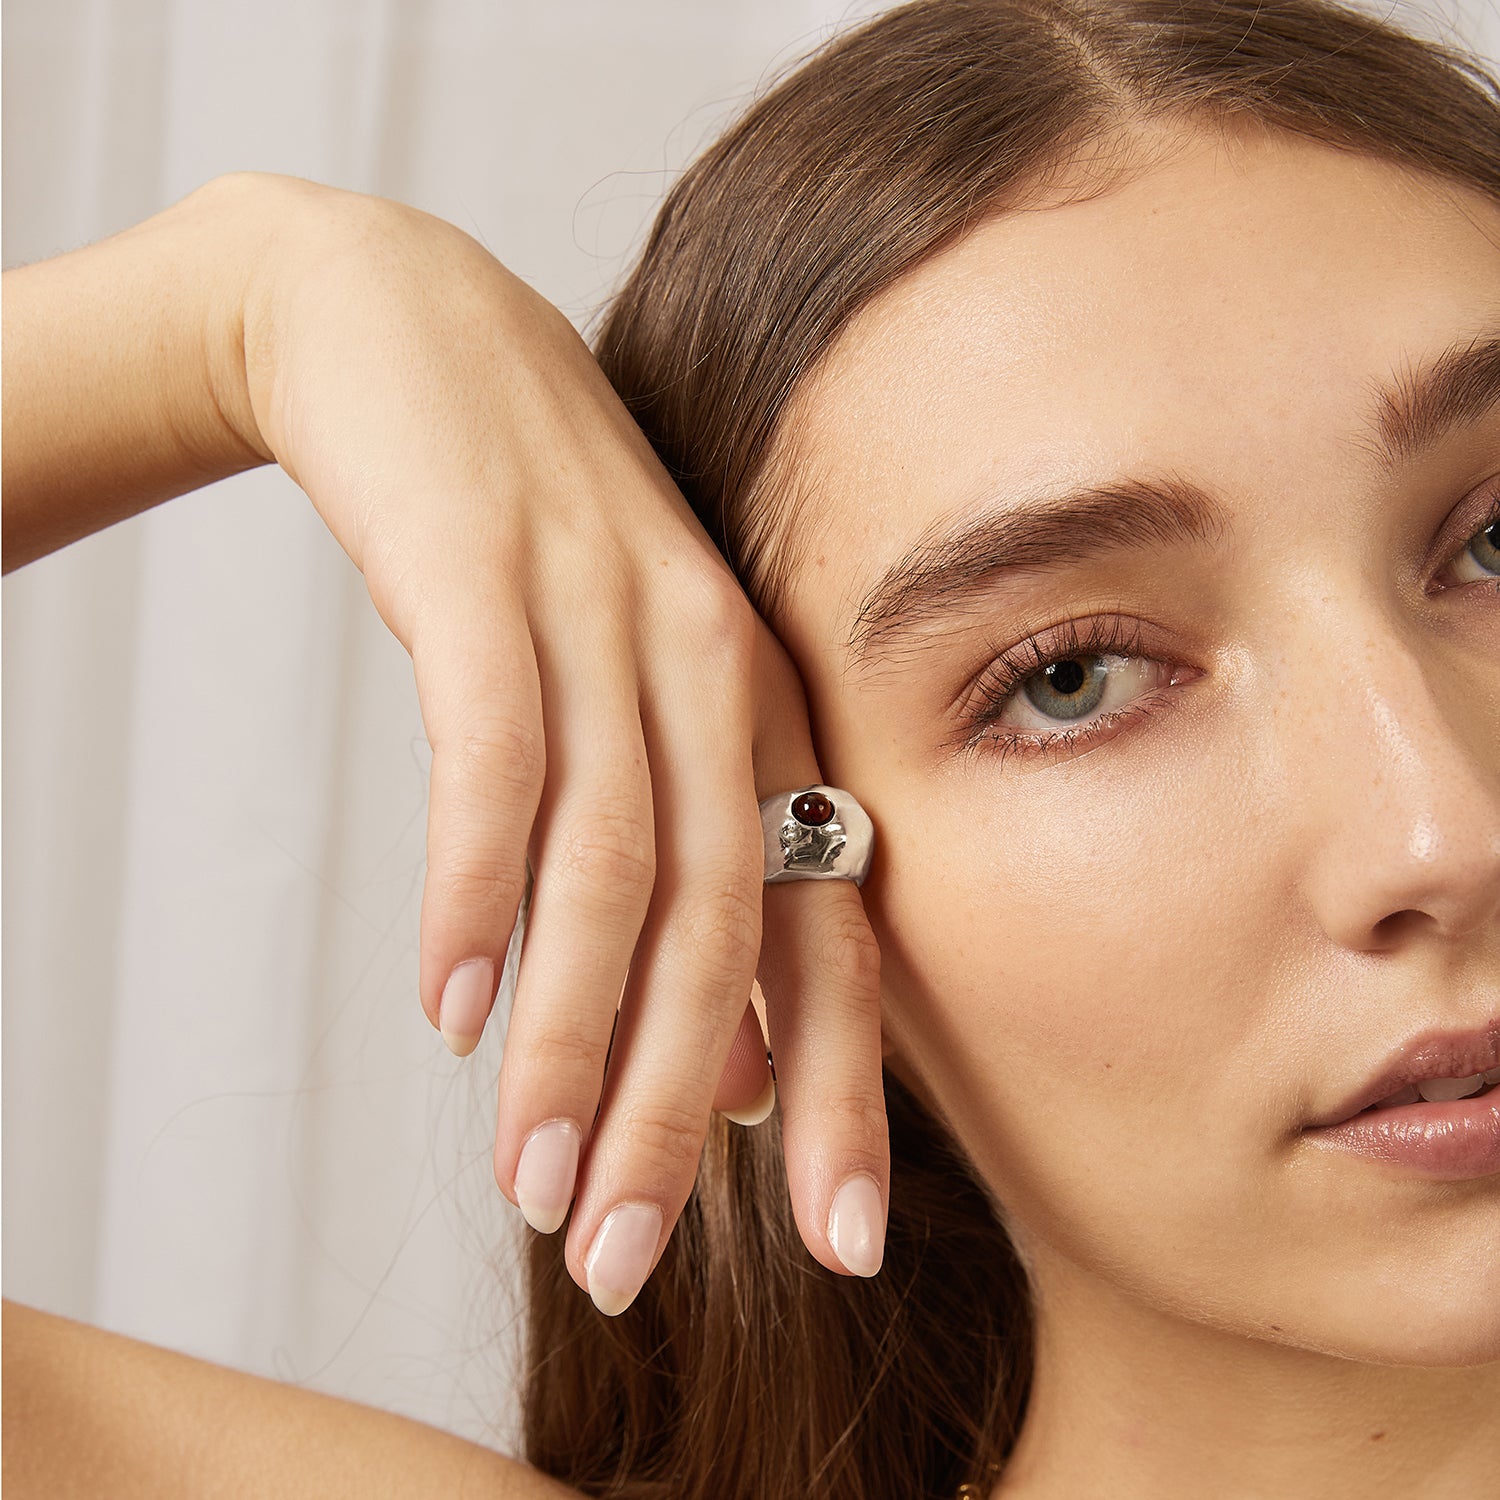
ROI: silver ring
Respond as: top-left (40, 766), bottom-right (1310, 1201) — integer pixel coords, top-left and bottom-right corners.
top-left (759, 784), bottom-right (874, 887)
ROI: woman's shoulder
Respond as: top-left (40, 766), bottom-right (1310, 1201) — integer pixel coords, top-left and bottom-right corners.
top-left (2, 1298), bottom-right (581, 1499)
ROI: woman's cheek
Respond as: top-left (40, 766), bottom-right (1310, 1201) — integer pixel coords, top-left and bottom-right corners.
top-left (873, 754), bottom-right (1268, 1160)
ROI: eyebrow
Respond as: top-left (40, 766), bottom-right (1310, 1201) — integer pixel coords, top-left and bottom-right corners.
top-left (845, 327), bottom-right (1500, 672)
top-left (1368, 328), bottom-right (1500, 468)
top-left (845, 477), bottom-right (1229, 671)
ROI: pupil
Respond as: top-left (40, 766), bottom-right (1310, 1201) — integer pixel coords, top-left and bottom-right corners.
top-left (1048, 658), bottom-right (1087, 695)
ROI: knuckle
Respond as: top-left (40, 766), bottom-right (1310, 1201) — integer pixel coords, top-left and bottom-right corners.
top-left (674, 876), bottom-right (763, 979)
top-left (444, 713), bottom-right (546, 808)
top-left (820, 1087), bottom-right (890, 1145)
top-left (817, 908), bottom-right (883, 994)
top-left (553, 802), bottom-right (656, 895)
top-left (515, 1022), bottom-right (605, 1086)
top-left (436, 852), bottom-right (527, 916)
top-left (690, 572), bottom-right (758, 664)
top-left (621, 1095), bottom-right (710, 1181)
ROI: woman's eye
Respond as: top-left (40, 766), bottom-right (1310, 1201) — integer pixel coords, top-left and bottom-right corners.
top-left (961, 501), bottom-right (1497, 766)
top-left (1450, 507), bottom-right (1500, 583)
top-left (989, 652), bottom-right (1173, 733)
top-left (956, 615), bottom-right (1188, 765)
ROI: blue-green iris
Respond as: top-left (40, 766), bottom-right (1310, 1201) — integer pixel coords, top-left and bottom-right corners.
top-left (1023, 656), bottom-right (1111, 721)
top-left (1469, 517), bottom-right (1500, 575)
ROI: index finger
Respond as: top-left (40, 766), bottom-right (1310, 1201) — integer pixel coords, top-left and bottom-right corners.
top-left (410, 590), bottom-right (545, 1055)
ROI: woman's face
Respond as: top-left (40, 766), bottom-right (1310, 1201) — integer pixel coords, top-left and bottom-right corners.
top-left (765, 119), bottom-right (1500, 1365)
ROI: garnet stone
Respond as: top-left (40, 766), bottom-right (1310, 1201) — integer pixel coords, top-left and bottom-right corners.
top-left (791, 791), bottom-right (834, 826)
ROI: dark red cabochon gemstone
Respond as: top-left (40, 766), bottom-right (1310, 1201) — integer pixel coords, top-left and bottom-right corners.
top-left (791, 791), bottom-right (834, 826)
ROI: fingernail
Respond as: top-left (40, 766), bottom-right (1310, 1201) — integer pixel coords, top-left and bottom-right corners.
top-left (827, 1172), bottom-right (885, 1277)
top-left (721, 1075), bottom-right (777, 1127)
top-left (439, 958), bottom-right (495, 1057)
top-left (514, 1119), bottom-right (581, 1234)
top-left (584, 1202), bottom-right (663, 1316)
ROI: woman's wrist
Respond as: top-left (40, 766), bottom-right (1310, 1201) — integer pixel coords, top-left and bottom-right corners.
top-left (1, 171), bottom-right (296, 568)
top-left (189, 169), bottom-right (344, 475)
top-left (0, 168), bottom-right (458, 572)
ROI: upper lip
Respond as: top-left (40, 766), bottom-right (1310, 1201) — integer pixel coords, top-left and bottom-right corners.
top-left (1304, 1015), bottom-right (1500, 1130)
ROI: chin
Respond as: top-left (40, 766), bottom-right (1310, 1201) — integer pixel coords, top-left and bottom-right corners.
top-left (1365, 1304), bottom-right (1500, 1368)
top-left (1333, 1327), bottom-right (1500, 1369)
top-left (1274, 1252), bottom-right (1500, 1366)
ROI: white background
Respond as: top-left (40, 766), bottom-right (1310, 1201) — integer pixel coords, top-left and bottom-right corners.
top-left (4, 0), bottom-right (1496, 1453)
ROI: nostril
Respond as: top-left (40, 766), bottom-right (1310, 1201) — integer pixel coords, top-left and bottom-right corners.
top-left (1370, 910), bottom-right (1438, 948)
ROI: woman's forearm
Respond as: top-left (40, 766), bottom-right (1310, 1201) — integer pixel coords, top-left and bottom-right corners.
top-left (0, 172), bottom-right (303, 573)
top-left (1, 1299), bottom-right (580, 1498)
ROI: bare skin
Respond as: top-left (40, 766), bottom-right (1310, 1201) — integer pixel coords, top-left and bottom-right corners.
top-left (6, 114), bottom-right (1498, 1500)
top-left (2, 169), bottom-right (890, 1325)
top-left (1, 1298), bottom-right (580, 1498)
top-left (756, 116), bottom-right (1500, 1500)
top-left (3, 167), bottom-right (887, 1494)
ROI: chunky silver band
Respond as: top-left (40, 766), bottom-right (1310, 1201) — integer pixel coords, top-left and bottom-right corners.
top-left (759, 784), bottom-right (874, 887)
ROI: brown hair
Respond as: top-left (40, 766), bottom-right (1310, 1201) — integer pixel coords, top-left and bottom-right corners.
top-left (517, 3), bottom-right (1500, 1497)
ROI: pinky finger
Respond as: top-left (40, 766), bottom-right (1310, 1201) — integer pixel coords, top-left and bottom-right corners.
top-left (714, 998), bottom-right (776, 1126)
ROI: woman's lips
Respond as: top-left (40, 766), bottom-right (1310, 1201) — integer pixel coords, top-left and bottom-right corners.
top-left (1302, 1094), bottom-right (1500, 1180)
top-left (1303, 1016), bottom-right (1500, 1129)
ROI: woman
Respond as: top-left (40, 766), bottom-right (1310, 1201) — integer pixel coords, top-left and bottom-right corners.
top-left (5, 1), bottom-right (1499, 1497)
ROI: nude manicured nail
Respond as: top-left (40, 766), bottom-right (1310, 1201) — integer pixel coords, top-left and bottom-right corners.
top-left (827, 1172), bottom-right (885, 1277)
top-left (514, 1119), bottom-right (581, 1234)
top-left (439, 957), bottom-right (494, 1057)
top-left (721, 1075), bottom-right (777, 1127)
top-left (584, 1202), bottom-right (663, 1316)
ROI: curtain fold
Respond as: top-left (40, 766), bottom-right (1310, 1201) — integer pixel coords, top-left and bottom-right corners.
top-left (3, 0), bottom-right (1495, 1448)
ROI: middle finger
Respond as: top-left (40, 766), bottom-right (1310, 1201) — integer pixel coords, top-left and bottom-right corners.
top-left (491, 583), bottom-right (656, 1236)
top-left (562, 574), bottom-right (766, 1315)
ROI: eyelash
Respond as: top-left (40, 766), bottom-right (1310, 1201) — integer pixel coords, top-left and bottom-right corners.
top-left (957, 495), bottom-right (1500, 768)
top-left (957, 614), bottom-right (1166, 768)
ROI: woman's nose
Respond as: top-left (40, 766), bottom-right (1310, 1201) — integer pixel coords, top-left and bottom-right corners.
top-left (1289, 608), bottom-right (1500, 952)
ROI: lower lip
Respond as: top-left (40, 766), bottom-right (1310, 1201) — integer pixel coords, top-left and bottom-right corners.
top-left (1303, 1094), bottom-right (1500, 1179)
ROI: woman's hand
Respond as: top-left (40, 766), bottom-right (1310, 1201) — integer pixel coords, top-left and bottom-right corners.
top-left (230, 175), bottom-right (890, 1312)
